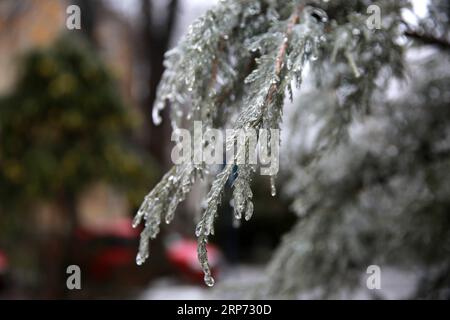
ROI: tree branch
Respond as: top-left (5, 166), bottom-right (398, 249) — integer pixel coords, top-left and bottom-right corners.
top-left (267, 4), bottom-right (303, 105)
top-left (209, 37), bottom-right (225, 90)
top-left (405, 29), bottom-right (450, 50)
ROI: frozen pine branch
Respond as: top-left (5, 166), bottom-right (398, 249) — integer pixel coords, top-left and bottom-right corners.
top-left (134, 0), bottom-right (411, 287)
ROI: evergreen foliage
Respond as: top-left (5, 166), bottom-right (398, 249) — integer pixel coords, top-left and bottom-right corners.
top-left (134, 0), bottom-right (450, 297)
top-left (0, 35), bottom-right (154, 210)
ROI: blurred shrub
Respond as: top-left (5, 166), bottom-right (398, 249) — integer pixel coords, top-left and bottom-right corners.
top-left (0, 34), bottom-right (157, 211)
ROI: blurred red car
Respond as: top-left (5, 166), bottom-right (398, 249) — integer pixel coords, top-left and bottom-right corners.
top-left (74, 218), bottom-right (223, 286)
top-left (75, 217), bottom-right (140, 281)
top-left (165, 237), bottom-right (222, 283)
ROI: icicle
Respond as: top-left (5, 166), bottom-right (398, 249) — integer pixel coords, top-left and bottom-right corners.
top-left (203, 212), bottom-right (216, 236)
top-left (195, 223), bottom-right (202, 237)
top-left (288, 84), bottom-right (294, 102)
top-left (132, 210), bottom-right (144, 228)
top-left (244, 201), bottom-right (254, 221)
top-left (136, 236), bottom-right (150, 266)
top-left (204, 273), bottom-right (215, 287)
top-left (270, 176), bottom-right (277, 197)
top-left (198, 237), bottom-right (215, 287)
top-left (136, 252), bottom-right (145, 266)
top-left (234, 207), bottom-right (242, 220)
top-left (165, 206), bottom-right (176, 224)
top-left (233, 217), bottom-right (241, 228)
top-left (152, 102), bottom-right (164, 125)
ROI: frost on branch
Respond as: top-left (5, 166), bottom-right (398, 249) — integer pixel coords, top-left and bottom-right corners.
top-left (133, 0), bottom-right (406, 286)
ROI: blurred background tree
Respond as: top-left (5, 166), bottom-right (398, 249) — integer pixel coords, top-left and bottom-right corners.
top-left (0, 34), bottom-right (156, 297)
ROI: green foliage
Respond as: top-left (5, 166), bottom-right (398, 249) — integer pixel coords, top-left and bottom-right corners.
top-left (0, 34), bottom-right (155, 209)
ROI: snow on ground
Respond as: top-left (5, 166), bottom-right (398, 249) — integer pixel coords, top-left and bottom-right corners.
top-left (139, 265), bottom-right (265, 300)
top-left (139, 265), bottom-right (420, 300)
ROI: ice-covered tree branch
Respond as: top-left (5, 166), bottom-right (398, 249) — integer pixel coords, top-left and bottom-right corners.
top-left (133, 0), bottom-right (408, 287)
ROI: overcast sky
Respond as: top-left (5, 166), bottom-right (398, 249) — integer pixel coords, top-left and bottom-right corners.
top-left (106, 0), bottom-right (429, 41)
top-left (107, 0), bottom-right (429, 25)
